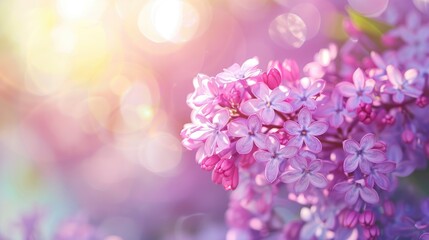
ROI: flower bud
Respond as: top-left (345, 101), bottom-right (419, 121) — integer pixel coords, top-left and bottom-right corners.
top-left (359, 210), bottom-right (376, 226)
top-left (381, 114), bottom-right (395, 125)
top-left (265, 68), bottom-right (281, 89)
top-left (363, 225), bottom-right (380, 239)
top-left (341, 209), bottom-right (359, 228)
top-left (401, 129), bottom-right (415, 143)
top-left (383, 201), bottom-right (395, 217)
top-left (416, 96), bottom-right (428, 108)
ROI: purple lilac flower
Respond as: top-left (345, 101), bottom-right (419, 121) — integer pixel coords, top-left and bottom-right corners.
top-left (342, 133), bottom-right (386, 174)
top-left (316, 90), bottom-right (355, 127)
top-left (280, 156), bottom-right (328, 193)
top-left (333, 179), bottom-right (379, 205)
top-left (288, 79), bottom-right (325, 110)
top-left (217, 57), bottom-right (261, 83)
top-left (382, 65), bottom-right (422, 103)
top-left (185, 109), bottom-right (230, 156)
top-left (253, 135), bottom-right (298, 183)
top-left (240, 82), bottom-right (293, 123)
top-left (283, 108), bottom-right (328, 153)
top-left (336, 68), bottom-right (374, 110)
top-left (187, 74), bottom-right (221, 115)
top-left (227, 115), bottom-right (265, 154)
top-left (366, 161), bottom-right (396, 190)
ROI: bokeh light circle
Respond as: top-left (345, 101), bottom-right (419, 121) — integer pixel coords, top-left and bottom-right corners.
top-left (269, 13), bottom-right (307, 48)
top-left (348, 0), bottom-right (389, 17)
top-left (290, 3), bottom-right (321, 40)
top-left (139, 132), bottom-right (182, 174)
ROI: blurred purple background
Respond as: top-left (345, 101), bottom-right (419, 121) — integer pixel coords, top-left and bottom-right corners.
top-left (0, 0), bottom-right (416, 239)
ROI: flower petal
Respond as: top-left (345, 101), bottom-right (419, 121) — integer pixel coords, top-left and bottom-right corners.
top-left (253, 150), bottom-right (271, 162)
top-left (353, 68), bottom-right (366, 89)
top-left (240, 99), bottom-right (264, 116)
top-left (216, 132), bottom-right (230, 152)
top-left (252, 83), bottom-right (270, 100)
top-left (280, 170), bottom-right (302, 183)
top-left (272, 101), bottom-right (294, 113)
top-left (253, 133), bottom-right (266, 149)
top-left (309, 173), bottom-right (328, 188)
top-left (298, 108), bottom-right (312, 128)
top-left (360, 187), bottom-right (379, 204)
top-left (308, 121), bottom-right (328, 136)
top-left (343, 139), bottom-right (360, 154)
top-left (236, 136), bottom-right (253, 154)
top-left (270, 88), bottom-right (288, 103)
top-left (266, 135), bottom-right (280, 154)
top-left (374, 173), bottom-right (390, 190)
top-left (227, 119), bottom-right (248, 137)
top-left (247, 115), bottom-right (261, 132)
top-left (278, 146), bottom-right (298, 159)
top-left (346, 96), bottom-right (360, 110)
top-left (265, 159), bottom-right (280, 183)
top-left (284, 121), bottom-right (301, 135)
top-left (308, 160), bottom-right (322, 172)
top-left (304, 135), bottom-right (323, 153)
top-left (204, 135), bottom-right (217, 156)
top-left (337, 82), bottom-right (356, 97)
top-left (344, 154), bottom-right (359, 173)
top-left (295, 176), bottom-right (310, 192)
top-left (333, 181), bottom-right (353, 193)
top-left (364, 149), bottom-right (385, 163)
top-left (287, 136), bottom-right (304, 148)
top-left (213, 109), bottom-right (230, 128)
top-left (260, 107), bottom-right (275, 123)
top-left (344, 186), bottom-right (359, 205)
top-left (306, 79), bottom-right (325, 97)
top-left (290, 156), bottom-right (307, 170)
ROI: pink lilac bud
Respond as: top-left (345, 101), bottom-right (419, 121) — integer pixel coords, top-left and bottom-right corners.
top-left (283, 220), bottom-right (304, 240)
top-left (357, 103), bottom-right (376, 124)
top-left (212, 159), bottom-right (239, 190)
top-left (401, 129), bottom-right (415, 143)
top-left (262, 68), bottom-right (281, 89)
top-left (359, 210), bottom-right (376, 227)
top-left (340, 209), bottom-right (359, 228)
top-left (362, 57), bottom-right (375, 69)
top-left (363, 225), bottom-right (380, 240)
top-left (383, 201), bottom-right (395, 217)
top-left (381, 114), bottom-right (395, 125)
top-left (373, 141), bottom-right (387, 152)
top-left (201, 155), bottom-right (221, 171)
top-left (416, 96), bottom-right (428, 108)
top-left (343, 18), bottom-right (360, 37)
top-left (381, 34), bottom-right (400, 48)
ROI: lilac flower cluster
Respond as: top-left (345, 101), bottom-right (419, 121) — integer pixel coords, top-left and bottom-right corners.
top-left (181, 7), bottom-right (429, 240)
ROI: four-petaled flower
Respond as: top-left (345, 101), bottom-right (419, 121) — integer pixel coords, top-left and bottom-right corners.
top-left (317, 90), bottom-right (355, 127)
top-left (254, 135), bottom-right (298, 183)
top-left (342, 133), bottom-right (386, 174)
top-left (288, 79), bottom-right (326, 110)
top-left (333, 179), bottom-right (379, 205)
top-left (366, 161), bottom-right (396, 190)
top-left (284, 108), bottom-right (328, 153)
top-left (382, 65), bottom-right (422, 103)
top-left (228, 115), bottom-right (266, 154)
top-left (280, 157), bottom-right (328, 193)
top-left (187, 109), bottom-right (231, 156)
top-left (216, 57), bottom-right (261, 83)
top-left (241, 83), bottom-right (293, 123)
top-left (337, 68), bottom-right (374, 110)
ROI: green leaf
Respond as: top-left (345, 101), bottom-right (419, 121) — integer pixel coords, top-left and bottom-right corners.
top-left (346, 7), bottom-right (393, 41)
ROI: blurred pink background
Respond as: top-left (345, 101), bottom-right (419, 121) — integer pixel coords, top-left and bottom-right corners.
top-left (0, 0), bottom-right (401, 238)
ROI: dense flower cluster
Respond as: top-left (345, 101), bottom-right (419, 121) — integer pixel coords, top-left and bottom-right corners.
top-left (181, 6), bottom-right (429, 240)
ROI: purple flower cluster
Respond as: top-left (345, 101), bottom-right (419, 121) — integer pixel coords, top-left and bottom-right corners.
top-left (181, 6), bottom-right (429, 240)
